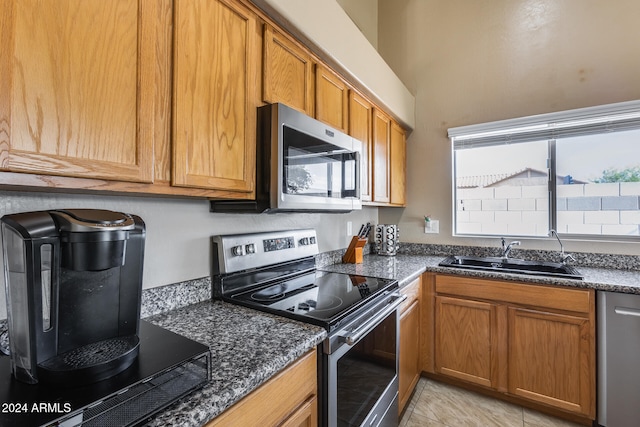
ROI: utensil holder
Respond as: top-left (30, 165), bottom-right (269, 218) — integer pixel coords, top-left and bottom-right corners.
top-left (342, 236), bottom-right (367, 264)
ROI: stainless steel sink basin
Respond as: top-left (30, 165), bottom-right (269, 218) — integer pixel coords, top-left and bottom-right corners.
top-left (438, 255), bottom-right (583, 280)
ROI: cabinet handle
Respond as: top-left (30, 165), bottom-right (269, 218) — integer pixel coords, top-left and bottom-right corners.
top-left (614, 306), bottom-right (640, 317)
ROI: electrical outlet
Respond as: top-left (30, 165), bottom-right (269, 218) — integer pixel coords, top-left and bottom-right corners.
top-left (347, 221), bottom-right (352, 236)
top-left (425, 220), bottom-right (439, 234)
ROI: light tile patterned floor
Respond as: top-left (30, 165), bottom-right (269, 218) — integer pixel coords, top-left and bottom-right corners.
top-left (400, 378), bottom-right (585, 427)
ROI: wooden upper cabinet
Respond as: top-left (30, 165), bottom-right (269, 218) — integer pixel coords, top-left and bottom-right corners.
top-left (263, 24), bottom-right (314, 115)
top-left (372, 109), bottom-right (391, 203)
top-left (348, 92), bottom-right (373, 202)
top-left (390, 121), bottom-right (406, 206)
top-left (172, 0), bottom-right (258, 193)
top-left (0, 0), bottom-right (161, 183)
top-left (314, 64), bottom-right (348, 133)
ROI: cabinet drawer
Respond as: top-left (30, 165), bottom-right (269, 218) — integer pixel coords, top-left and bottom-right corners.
top-left (206, 350), bottom-right (317, 426)
top-left (435, 275), bottom-right (592, 315)
top-left (400, 276), bottom-right (421, 314)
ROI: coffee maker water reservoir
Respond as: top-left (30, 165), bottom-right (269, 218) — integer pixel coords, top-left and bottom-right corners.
top-left (1, 209), bottom-right (145, 386)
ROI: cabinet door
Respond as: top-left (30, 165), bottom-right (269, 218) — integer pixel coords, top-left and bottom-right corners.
top-left (172, 0), bottom-right (258, 192)
top-left (399, 299), bottom-right (420, 413)
top-left (348, 92), bottom-right (373, 202)
top-left (508, 307), bottom-right (594, 417)
top-left (263, 24), bottom-right (313, 115)
top-left (390, 121), bottom-right (406, 206)
top-left (279, 396), bottom-right (317, 427)
top-left (372, 109), bottom-right (391, 203)
top-left (1, 0), bottom-right (159, 183)
top-left (435, 296), bottom-right (500, 389)
top-left (314, 64), bottom-right (348, 133)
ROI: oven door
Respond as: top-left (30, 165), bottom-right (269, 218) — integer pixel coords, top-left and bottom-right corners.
top-left (323, 294), bottom-right (405, 427)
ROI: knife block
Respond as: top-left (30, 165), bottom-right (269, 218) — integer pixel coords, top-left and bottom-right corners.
top-left (342, 236), bottom-right (367, 264)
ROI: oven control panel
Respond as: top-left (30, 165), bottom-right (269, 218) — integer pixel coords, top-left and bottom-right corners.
top-left (263, 236), bottom-right (295, 252)
top-left (211, 229), bottom-right (318, 274)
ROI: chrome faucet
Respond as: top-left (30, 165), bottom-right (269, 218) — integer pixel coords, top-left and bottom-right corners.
top-left (549, 229), bottom-right (575, 264)
top-left (500, 237), bottom-right (521, 259)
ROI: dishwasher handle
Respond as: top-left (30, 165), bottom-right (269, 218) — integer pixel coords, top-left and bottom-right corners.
top-left (338, 293), bottom-right (407, 346)
top-left (614, 306), bottom-right (640, 317)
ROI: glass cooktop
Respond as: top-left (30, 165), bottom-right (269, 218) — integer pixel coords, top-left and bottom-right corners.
top-left (229, 270), bottom-right (397, 328)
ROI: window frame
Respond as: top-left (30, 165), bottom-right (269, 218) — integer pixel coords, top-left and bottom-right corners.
top-left (448, 100), bottom-right (640, 241)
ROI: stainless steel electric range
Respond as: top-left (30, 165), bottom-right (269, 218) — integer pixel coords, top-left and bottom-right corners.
top-left (212, 229), bottom-right (405, 427)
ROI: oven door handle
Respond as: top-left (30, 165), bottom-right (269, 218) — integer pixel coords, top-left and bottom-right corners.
top-left (338, 293), bottom-right (407, 346)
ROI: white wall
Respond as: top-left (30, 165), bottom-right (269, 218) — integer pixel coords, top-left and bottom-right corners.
top-left (0, 190), bottom-right (377, 318)
top-left (336, 0), bottom-right (378, 49)
top-left (377, 0), bottom-right (640, 256)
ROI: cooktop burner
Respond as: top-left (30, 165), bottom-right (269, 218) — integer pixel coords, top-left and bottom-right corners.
top-left (211, 229), bottom-right (398, 331)
top-left (250, 280), bottom-right (316, 302)
top-left (230, 270), bottom-right (396, 328)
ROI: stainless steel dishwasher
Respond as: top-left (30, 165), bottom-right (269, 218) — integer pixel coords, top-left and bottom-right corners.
top-left (598, 291), bottom-right (640, 427)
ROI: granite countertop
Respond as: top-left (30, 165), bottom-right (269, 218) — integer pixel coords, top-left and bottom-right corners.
top-left (142, 300), bottom-right (326, 427)
top-left (319, 254), bottom-right (640, 294)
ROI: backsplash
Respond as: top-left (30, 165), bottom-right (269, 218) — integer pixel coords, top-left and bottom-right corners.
top-left (140, 277), bottom-right (211, 319)
top-left (314, 243), bottom-right (374, 268)
top-left (141, 244), bottom-right (376, 318)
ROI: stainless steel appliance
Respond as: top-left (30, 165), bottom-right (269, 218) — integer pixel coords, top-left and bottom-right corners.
top-left (2, 209), bottom-right (146, 385)
top-left (597, 291), bottom-right (640, 427)
top-left (210, 103), bottom-right (362, 213)
top-left (211, 229), bottom-right (404, 427)
top-left (375, 225), bottom-right (399, 256)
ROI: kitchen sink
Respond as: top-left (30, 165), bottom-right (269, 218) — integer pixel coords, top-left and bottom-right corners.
top-left (438, 255), bottom-right (583, 280)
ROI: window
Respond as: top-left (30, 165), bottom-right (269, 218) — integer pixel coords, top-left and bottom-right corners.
top-left (449, 100), bottom-right (640, 239)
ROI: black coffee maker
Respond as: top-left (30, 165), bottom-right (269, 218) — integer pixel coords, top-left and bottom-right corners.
top-left (1, 209), bottom-right (145, 386)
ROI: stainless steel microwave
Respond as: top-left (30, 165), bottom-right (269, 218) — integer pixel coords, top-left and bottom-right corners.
top-left (211, 103), bottom-right (362, 213)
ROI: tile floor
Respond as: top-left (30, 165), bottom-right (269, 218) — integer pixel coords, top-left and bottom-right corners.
top-left (400, 378), bottom-right (585, 427)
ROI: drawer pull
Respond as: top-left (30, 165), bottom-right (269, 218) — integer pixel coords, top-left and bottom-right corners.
top-left (614, 306), bottom-right (640, 317)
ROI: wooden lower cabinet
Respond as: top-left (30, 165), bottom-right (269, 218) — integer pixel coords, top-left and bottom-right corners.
top-left (429, 275), bottom-right (595, 421)
top-left (508, 307), bottom-right (593, 415)
top-left (279, 396), bottom-right (317, 427)
top-left (206, 350), bottom-right (317, 427)
top-left (398, 276), bottom-right (422, 413)
top-left (435, 296), bottom-right (501, 389)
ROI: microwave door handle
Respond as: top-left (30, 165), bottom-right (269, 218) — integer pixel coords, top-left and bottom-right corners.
top-left (328, 161), bottom-right (334, 197)
top-left (341, 153), bottom-right (359, 198)
top-left (354, 152), bottom-right (361, 198)
top-left (338, 293), bottom-right (407, 346)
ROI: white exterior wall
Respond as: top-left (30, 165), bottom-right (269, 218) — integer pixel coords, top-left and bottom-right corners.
top-left (457, 183), bottom-right (640, 236)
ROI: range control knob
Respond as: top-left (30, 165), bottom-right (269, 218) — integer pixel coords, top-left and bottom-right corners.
top-left (299, 237), bottom-right (309, 246)
top-left (231, 245), bottom-right (245, 256)
top-left (309, 236), bottom-right (316, 244)
top-left (245, 243), bottom-right (256, 254)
